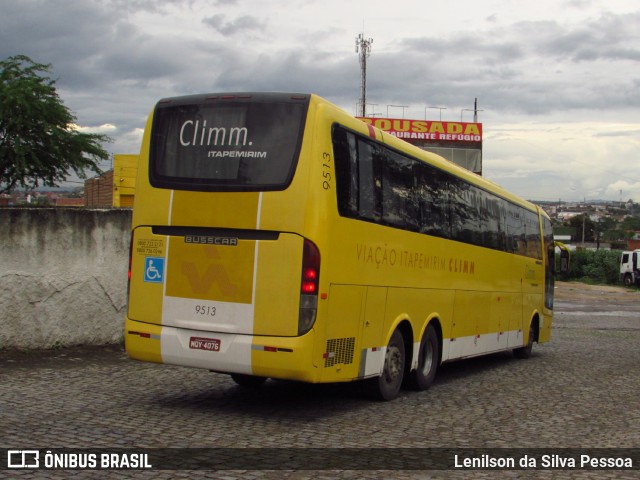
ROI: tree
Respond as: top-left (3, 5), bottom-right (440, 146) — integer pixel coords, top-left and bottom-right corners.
top-left (620, 215), bottom-right (640, 238)
top-left (599, 216), bottom-right (620, 242)
top-left (565, 214), bottom-right (595, 243)
top-left (0, 55), bottom-right (111, 193)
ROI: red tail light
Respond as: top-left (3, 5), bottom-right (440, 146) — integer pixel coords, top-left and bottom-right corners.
top-left (299, 239), bottom-right (320, 335)
top-left (301, 240), bottom-right (320, 294)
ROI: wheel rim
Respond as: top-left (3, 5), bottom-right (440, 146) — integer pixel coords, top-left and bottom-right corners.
top-left (384, 344), bottom-right (402, 382)
top-left (421, 342), bottom-right (433, 376)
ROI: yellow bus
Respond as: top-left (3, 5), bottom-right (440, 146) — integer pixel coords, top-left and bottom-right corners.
top-left (125, 92), bottom-right (555, 400)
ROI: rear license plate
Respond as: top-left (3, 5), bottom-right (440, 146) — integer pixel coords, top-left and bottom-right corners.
top-left (189, 336), bottom-right (221, 351)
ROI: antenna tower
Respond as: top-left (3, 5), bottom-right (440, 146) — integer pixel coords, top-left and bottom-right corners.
top-left (355, 33), bottom-right (373, 117)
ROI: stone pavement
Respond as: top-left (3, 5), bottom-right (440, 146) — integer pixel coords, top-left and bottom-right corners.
top-left (1, 282), bottom-right (639, 479)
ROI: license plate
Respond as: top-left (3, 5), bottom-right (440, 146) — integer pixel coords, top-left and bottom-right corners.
top-left (189, 336), bottom-right (221, 352)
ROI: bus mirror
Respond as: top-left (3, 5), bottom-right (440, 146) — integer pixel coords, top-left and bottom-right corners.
top-left (560, 249), bottom-right (569, 273)
top-left (555, 241), bottom-right (570, 274)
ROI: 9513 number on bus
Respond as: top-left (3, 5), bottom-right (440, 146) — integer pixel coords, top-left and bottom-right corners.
top-left (195, 304), bottom-right (216, 316)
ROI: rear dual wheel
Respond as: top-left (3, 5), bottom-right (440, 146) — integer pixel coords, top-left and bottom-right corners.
top-left (365, 329), bottom-right (405, 401)
top-left (407, 324), bottom-right (439, 391)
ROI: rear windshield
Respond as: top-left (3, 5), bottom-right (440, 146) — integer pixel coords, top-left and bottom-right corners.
top-left (149, 94), bottom-right (309, 191)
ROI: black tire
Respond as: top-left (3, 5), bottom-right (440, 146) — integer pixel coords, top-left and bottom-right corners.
top-left (365, 329), bottom-right (405, 401)
top-left (513, 322), bottom-right (535, 359)
top-left (407, 324), bottom-right (439, 391)
top-left (230, 373), bottom-right (267, 387)
top-left (623, 274), bottom-right (633, 287)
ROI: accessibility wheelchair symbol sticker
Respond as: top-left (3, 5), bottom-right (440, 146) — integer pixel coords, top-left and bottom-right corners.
top-left (144, 257), bottom-right (165, 283)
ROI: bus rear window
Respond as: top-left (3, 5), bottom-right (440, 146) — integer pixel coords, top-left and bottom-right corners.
top-left (149, 94), bottom-right (309, 191)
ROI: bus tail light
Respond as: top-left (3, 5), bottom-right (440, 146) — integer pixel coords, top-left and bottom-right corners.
top-left (299, 239), bottom-right (320, 335)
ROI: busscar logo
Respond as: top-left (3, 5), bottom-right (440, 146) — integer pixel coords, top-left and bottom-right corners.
top-left (184, 236), bottom-right (238, 246)
top-left (7, 450), bottom-right (39, 468)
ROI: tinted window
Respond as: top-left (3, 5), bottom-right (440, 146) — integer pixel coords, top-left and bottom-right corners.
top-left (543, 217), bottom-right (555, 309)
top-left (382, 151), bottom-right (420, 231)
top-left (524, 211), bottom-right (542, 258)
top-left (333, 125), bottom-right (542, 259)
top-left (334, 128), bottom-right (381, 222)
top-left (150, 94), bottom-right (309, 191)
top-left (450, 181), bottom-right (479, 246)
top-left (416, 166), bottom-right (450, 238)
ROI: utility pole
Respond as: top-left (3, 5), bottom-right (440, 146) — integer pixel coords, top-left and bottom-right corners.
top-left (355, 33), bottom-right (373, 117)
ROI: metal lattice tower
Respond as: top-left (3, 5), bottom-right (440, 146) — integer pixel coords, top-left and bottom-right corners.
top-left (355, 33), bottom-right (373, 117)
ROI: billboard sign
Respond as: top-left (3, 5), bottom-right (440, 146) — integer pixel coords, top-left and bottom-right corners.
top-left (357, 117), bottom-right (482, 143)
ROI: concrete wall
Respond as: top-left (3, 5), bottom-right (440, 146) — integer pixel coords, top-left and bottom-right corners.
top-left (0, 208), bottom-right (132, 348)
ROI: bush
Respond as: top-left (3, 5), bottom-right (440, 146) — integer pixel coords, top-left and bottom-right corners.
top-left (559, 249), bottom-right (621, 285)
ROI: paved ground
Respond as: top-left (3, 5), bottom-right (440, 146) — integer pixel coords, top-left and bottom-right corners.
top-left (1, 281), bottom-right (640, 479)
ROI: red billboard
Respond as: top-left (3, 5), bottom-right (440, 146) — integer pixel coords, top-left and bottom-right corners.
top-left (357, 117), bottom-right (482, 143)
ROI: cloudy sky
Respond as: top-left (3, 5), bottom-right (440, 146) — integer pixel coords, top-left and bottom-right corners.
top-left (1, 0), bottom-right (640, 201)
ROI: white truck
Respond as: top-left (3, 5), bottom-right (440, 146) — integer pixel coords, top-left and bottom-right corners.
top-left (620, 250), bottom-right (640, 286)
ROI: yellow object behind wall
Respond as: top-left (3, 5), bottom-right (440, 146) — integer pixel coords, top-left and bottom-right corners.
top-left (113, 154), bottom-right (138, 207)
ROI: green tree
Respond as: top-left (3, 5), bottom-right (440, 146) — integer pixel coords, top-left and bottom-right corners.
top-left (0, 55), bottom-right (111, 193)
top-left (598, 216), bottom-right (619, 242)
top-left (620, 215), bottom-right (640, 238)
top-left (565, 214), bottom-right (595, 242)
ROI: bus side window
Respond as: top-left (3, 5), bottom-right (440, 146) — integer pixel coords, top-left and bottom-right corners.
top-left (381, 150), bottom-right (420, 232)
top-left (483, 195), bottom-right (502, 250)
top-left (332, 126), bottom-right (381, 224)
top-left (525, 211), bottom-right (542, 259)
top-left (333, 128), bottom-right (359, 218)
top-left (505, 205), bottom-right (525, 255)
top-left (346, 133), bottom-right (359, 213)
top-left (355, 138), bottom-right (380, 222)
top-left (449, 180), bottom-right (474, 244)
top-left (416, 164), bottom-right (450, 239)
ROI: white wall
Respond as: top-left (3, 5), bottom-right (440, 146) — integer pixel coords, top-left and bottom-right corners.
top-left (0, 208), bottom-right (131, 348)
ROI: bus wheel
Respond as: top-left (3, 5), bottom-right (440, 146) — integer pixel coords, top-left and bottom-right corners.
top-left (513, 323), bottom-right (535, 359)
top-left (365, 329), bottom-right (405, 401)
top-left (408, 324), bottom-right (439, 391)
top-left (230, 374), bottom-right (267, 387)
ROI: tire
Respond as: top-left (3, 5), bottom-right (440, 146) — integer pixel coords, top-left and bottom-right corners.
top-left (230, 373), bottom-right (267, 387)
top-left (407, 324), bottom-right (439, 391)
top-left (365, 329), bottom-right (405, 401)
top-left (513, 322), bottom-right (535, 359)
top-left (623, 274), bottom-right (633, 287)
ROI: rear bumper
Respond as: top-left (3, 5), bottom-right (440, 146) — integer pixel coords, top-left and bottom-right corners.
top-left (124, 317), bottom-right (319, 382)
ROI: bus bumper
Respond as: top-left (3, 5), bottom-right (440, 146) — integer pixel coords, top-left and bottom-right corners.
top-left (124, 317), bottom-right (319, 383)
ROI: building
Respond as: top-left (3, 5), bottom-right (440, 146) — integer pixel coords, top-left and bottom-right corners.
top-left (55, 197), bottom-right (85, 207)
top-left (356, 117), bottom-right (483, 175)
top-left (85, 154), bottom-right (138, 208)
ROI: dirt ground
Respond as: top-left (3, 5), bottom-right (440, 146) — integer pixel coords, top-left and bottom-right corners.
top-left (554, 280), bottom-right (640, 304)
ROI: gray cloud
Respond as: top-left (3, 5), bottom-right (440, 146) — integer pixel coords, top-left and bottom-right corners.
top-left (1, 0), bottom-right (640, 200)
top-left (533, 12), bottom-right (640, 61)
top-left (355, 10), bottom-right (640, 117)
top-left (202, 14), bottom-right (265, 36)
